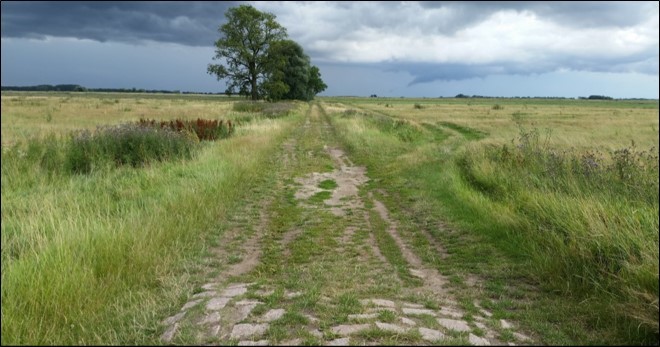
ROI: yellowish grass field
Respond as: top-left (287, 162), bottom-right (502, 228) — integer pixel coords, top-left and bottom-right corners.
top-left (1, 92), bottom-right (238, 145)
top-left (333, 98), bottom-right (659, 151)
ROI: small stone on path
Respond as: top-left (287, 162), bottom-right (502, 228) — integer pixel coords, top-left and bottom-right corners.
top-left (161, 311), bottom-right (186, 326)
top-left (181, 299), bottom-right (203, 311)
top-left (199, 311), bottom-right (221, 325)
top-left (326, 337), bottom-right (350, 346)
top-left (285, 291), bottom-right (302, 298)
top-left (262, 308), bottom-right (286, 322)
top-left (469, 333), bottom-right (491, 346)
top-left (192, 291), bottom-right (216, 299)
top-left (230, 323), bottom-right (269, 340)
top-left (348, 313), bottom-right (378, 320)
top-left (330, 324), bottom-right (371, 336)
top-left (222, 285), bottom-right (248, 297)
top-left (513, 332), bottom-right (531, 342)
top-left (237, 340), bottom-right (270, 346)
top-left (419, 327), bottom-right (445, 342)
top-left (359, 299), bottom-right (395, 308)
top-left (280, 338), bottom-right (302, 345)
top-left (202, 283), bottom-right (219, 290)
top-left (402, 308), bottom-right (436, 316)
top-left (206, 297), bottom-right (231, 310)
top-left (474, 321), bottom-right (487, 330)
top-left (160, 323), bottom-right (179, 343)
top-left (439, 307), bottom-right (463, 318)
top-left (437, 318), bottom-right (471, 332)
top-left (400, 317), bottom-right (416, 326)
top-left (375, 321), bottom-right (408, 333)
top-left (410, 269), bottom-right (426, 279)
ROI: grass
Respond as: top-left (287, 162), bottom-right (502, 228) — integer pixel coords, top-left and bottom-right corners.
top-left (1, 93), bottom-right (299, 345)
top-left (318, 179), bottom-right (338, 190)
top-left (369, 208), bottom-right (421, 286)
top-left (2, 93), bottom-right (657, 345)
top-left (308, 191), bottom-right (333, 203)
top-left (325, 98), bottom-right (659, 344)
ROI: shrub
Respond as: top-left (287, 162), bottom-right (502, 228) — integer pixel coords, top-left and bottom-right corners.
top-left (137, 118), bottom-right (234, 141)
top-left (66, 124), bottom-right (197, 174)
top-left (342, 109), bottom-right (358, 117)
top-left (233, 101), bottom-right (265, 113)
top-left (413, 103), bottom-right (424, 109)
top-left (261, 102), bottom-right (295, 118)
top-left (492, 104), bottom-right (504, 110)
top-left (233, 101), bottom-right (294, 118)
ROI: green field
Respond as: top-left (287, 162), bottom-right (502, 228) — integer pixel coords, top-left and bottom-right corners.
top-left (1, 92), bottom-right (658, 345)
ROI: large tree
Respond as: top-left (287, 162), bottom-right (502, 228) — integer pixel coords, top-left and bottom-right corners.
top-left (207, 5), bottom-right (287, 100)
top-left (264, 40), bottom-right (328, 101)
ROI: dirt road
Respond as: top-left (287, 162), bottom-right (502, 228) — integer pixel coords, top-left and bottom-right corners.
top-left (159, 104), bottom-right (533, 345)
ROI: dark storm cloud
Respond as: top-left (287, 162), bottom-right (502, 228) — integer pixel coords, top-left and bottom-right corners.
top-left (0, 1), bottom-right (239, 46)
top-left (1, 1), bottom-right (657, 96)
top-left (392, 45), bottom-right (660, 85)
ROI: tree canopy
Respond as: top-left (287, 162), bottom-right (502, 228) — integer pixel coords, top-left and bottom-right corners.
top-left (207, 5), bottom-right (326, 101)
top-left (264, 40), bottom-right (327, 101)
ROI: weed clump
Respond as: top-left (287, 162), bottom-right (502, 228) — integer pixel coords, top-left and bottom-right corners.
top-left (342, 109), bottom-right (359, 117)
top-left (233, 101), bottom-right (265, 113)
top-left (137, 118), bottom-right (234, 141)
top-left (66, 124), bottom-right (197, 174)
top-left (233, 101), bottom-right (295, 118)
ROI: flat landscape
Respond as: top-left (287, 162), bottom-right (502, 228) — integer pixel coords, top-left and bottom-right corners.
top-left (1, 92), bottom-right (658, 345)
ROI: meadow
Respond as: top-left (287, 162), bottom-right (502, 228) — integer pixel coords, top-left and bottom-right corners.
top-left (1, 92), bottom-right (658, 345)
top-left (326, 96), bottom-right (658, 342)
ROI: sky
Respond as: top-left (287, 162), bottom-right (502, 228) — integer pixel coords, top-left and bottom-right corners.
top-left (1, 1), bottom-right (658, 98)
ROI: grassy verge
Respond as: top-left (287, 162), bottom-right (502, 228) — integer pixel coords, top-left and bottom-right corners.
top-left (325, 100), bottom-right (659, 344)
top-left (1, 109), bottom-right (299, 345)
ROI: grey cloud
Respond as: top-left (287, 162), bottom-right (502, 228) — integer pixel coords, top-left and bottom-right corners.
top-left (2, 1), bottom-right (657, 85)
top-left (2, 1), bottom-right (655, 46)
top-left (1, 1), bottom-right (239, 46)
top-left (418, 1), bottom-right (655, 29)
top-left (385, 48), bottom-right (660, 85)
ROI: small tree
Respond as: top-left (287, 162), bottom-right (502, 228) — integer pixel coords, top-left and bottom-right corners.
top-left (207, 5), bottom-right (287, 100)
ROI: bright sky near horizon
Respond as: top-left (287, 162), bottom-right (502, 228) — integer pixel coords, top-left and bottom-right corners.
top-left (1, 1), bottom-right (658, 98)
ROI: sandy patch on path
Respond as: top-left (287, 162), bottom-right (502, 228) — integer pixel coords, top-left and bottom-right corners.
top-left (294, 147), bottom-right (368, 216)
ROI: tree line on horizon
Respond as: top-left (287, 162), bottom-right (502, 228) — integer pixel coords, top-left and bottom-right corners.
top-left (0, 84), bottom-right (223, 95)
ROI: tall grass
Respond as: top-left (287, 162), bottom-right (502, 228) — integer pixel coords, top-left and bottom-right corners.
top-left (136, 118), bottom-right (234, 141)
top-left (66, 124), bottom-right (197, 173)
top-left (233, 101), bottom-right (296, 118)
top-left (325, 100), bottom-right (659, 343)
top-left (1, 109), bottom-right (296, 345)
top-left (457, 127), bottom-right (659, 332)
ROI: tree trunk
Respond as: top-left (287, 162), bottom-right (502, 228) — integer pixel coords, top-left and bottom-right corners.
top-left (251, 78), bottom-right (258, 100)
top-left (249, 62), bottom-right (258, 100)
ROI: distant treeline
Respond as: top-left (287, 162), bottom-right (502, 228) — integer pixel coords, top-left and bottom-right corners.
top-left (453, 93), bottom-right (646, 100)
top-left (1, 84), bottom-right (224, 95)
